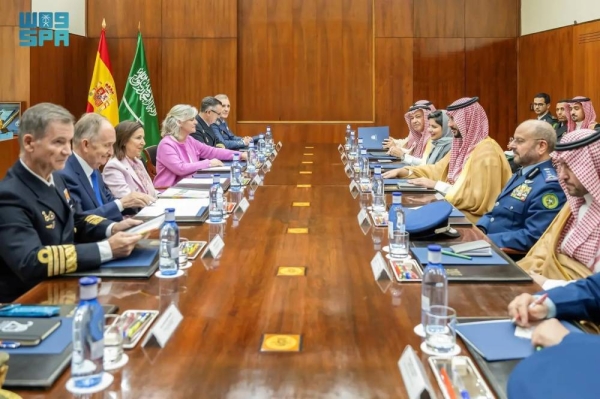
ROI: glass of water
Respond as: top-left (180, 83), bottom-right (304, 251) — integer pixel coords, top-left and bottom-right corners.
top-left (389, 231), bottom-right (410, 258)
top-left (424, 305), bottom-right (457, 354)
top-left (104, 314), bottom-right (124, 366)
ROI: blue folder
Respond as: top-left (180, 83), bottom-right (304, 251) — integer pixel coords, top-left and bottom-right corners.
top-left (411, 247), bottom-right (509, 265)
top-left (370, 154), bottom-right (397, 160)
top-left (456, 319), bottom-right (582, 361)
top-left (371, 163), bottom-right (406, 170)
top-left (3, 318), bottom-right (72, 355)
top-left (102, 247), bottom-right (159, 268)
top-left (384, 178), bottom-right (407, 185)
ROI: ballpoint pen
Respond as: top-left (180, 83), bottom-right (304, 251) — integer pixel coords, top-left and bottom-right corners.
top-left (126, 312), bottom-right (151, 339)
top-left (512, 293), bottom-right (548, 323)
top-left (441, 250), bottom-right (472, 260)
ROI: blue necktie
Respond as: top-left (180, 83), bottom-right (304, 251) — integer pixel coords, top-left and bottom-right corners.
top-left (90, 170), bottom-right (104, 205)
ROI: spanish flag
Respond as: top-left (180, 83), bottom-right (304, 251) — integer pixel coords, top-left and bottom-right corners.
top-left (86, 19), bottom-right (119, 126)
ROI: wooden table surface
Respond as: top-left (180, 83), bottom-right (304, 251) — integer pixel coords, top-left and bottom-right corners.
top-left (13, 144), bottom-right (536, 399)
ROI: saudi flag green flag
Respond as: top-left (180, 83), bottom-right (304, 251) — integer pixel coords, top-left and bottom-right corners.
top-left (119, 31), bottom-right (160, 146)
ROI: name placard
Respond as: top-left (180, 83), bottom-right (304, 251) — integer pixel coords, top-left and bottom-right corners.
top-left (344, 163), bottom-right (352, 176)
top-left (349, 180), bottom-right (359, 193)
top-left (235, 197), bottom-right (250, 214)
top-left (142, 303), bottom-right (183, 348)
top-left (272, 149), bottom-right (278, 157)
top-left (341, 153), bottom-right (347, 162)
top-left (370, 251), bottom-right (391, 281)
top-left (276, 141), bottom-right (283, 151)
top-left (338, 144), bottom-right (344, 153)
top-left (262, 160), bottom-right (272, 171)
top-left (398, 346), bottom-right (438, 399)
top-left (202, 234), bottom-right (225, 259)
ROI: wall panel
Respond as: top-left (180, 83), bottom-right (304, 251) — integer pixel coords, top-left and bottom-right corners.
top-left (517, 28), bottom-right (573, 124)
top-left (238, 0), bottom-right (373, 122)
top-left (0, 27), bottom-right (30, 103)
top-left (87, 0), bottom-right (162, 38)
top-left (375, 38), bottom-right (413, 137)
top-left (162, 0), bottom-right (237, 38)
top-left (374, 0), bottom-right (413, 38)
top-left (466, 38), bottom-right (517, 146)
top-left (414, 0), bottom-right (464, 38)
top-left (572, 21), bottom-right (600, 106)
top-left (161, 39), bottom-right (237, 123)
top-left (30, 34), bottom-right (88, 117)
top-left (465, 0), bottom-right (518, 38)
top-left (0, 0), bottom-right (29, 26)
top-left (413, 38), bottom-right (465, 109)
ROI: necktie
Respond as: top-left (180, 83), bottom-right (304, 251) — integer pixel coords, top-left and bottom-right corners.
top-left (90, 170), bottom-right (104, 205)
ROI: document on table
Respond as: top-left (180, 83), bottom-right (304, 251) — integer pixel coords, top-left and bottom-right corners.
top-left (137, 198), bottom-right (210, 218)
top-left (159, 188), bottom-right (209, 199)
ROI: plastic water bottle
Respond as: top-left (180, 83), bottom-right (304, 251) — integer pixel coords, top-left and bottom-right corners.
top-left (265, 126), bottom-right (274, 154)
top-left (358, 137), bottom-right (364, 150)
top-left (372, 165), bottom-right (386, 213)
top-left (209, 174), bottom-right (224, 223)
top-left (159, 208), bottom-right (179, 275)
top-left (358, 149), bottom-right (370, 185)
top-left (247, 142), bottom-right (257, 173)
top-left (344, 125), bottom-right (352, 150)
top-left (230, 153), bottom-right (242, 192)
top-left (257, 134), bottom-right (266, 163)
top-left (388, 192), bottom-right (405, 238)
top-left (421, 244), bottom-right (448, 330)
top-left (348, 131), bottom-right (357, 160)
top-left (72, 277), bottom-right (104, 388)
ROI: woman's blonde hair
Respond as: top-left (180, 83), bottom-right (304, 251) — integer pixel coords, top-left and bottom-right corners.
top-left (161, 104), bottom-right (198, 138)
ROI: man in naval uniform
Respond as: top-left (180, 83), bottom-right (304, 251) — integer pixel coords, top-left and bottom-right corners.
top-left (0, 103), bottom-right (143, 302)
top-left (477, 120), bottom-right (566, 252)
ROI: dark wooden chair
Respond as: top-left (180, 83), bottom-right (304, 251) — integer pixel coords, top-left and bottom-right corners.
top-left (143, 145), bottom-right (158, 180)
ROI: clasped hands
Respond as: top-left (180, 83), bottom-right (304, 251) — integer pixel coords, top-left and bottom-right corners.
top-left (507, 293), bottom-right (571, 348)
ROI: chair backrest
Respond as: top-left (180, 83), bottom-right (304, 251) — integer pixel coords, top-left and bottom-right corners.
top-left (143, 146), bottom-right (157, 180)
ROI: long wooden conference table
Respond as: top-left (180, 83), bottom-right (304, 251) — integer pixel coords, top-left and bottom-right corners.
top-left (12, 143), bottom-right (536, 398)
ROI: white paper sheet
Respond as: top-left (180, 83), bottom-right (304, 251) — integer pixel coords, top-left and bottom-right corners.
top-left (137, 198), bottom-right (210, 218)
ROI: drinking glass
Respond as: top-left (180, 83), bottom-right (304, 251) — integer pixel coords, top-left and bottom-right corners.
top-left (104, 314), bottom-right (124, 366)
top-left (424, 305), bottom-right (457, 354)
top-left (389, 231), bottom-right (410, 258)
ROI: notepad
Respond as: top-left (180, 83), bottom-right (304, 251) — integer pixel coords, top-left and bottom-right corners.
top-left (159, 188), bottom-right (209, 199)
top-left (137, 198), bottom-right (210, 218)
top-left (411, 247), bottom-right (509, 265)
top-left (456, 319), bottom-right (582, 361)
top-left (102, 247), bottom-right (158, 268)
top-left (0, 318), bottom-right (61, 346)
top-left (450, 240), bottom-right (491, 254)
top-left (2, 317), bottom-right (71, 355)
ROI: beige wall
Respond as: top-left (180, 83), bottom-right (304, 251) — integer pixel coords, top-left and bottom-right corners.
top-left (522, 0), bottom-right (600, 35)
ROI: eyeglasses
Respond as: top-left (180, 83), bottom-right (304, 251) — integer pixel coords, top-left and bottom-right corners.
top-left (208, 110), bottom-right (222, 116)
top-left (509, 137), bottom-right (545, 145)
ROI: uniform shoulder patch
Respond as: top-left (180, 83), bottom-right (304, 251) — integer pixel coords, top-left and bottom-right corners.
top-left (541, 167), bottom-right (558, 182)
top-left (542, 193), bottom-right (559, 209)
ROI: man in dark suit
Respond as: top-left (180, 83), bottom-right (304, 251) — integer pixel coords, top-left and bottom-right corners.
top-left (477, 120), bottom-right (565, 252)
top-left (532, 92), bottom-right (557, 127)
top-left (58, 113), bottom-right (154, 221)
top-left (210, 94), bottom-right (253, 150)
top-left (507, 273), bottom-right (600, 399)
top-left (554, 99), bottom-right (569, 141)
top-left (191, 96), bottom-right (226, 148)
top-left (0, 103), bottom-right (143, 302)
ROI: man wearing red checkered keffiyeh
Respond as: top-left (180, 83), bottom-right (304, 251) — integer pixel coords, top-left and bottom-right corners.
top-left (386, 100), bottom-right (436, 161)
top-left (567, 96), bottom-right (598, 133)
top-left (383, 97), bottom-right (512, 223)
top-left (519, 128), bottom-right (600, 289)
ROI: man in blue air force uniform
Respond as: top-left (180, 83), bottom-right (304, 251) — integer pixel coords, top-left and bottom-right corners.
top-left (507, 273), bottom-right (600, 399)
top-left (0, 103), bottom-right (143, 302)
top-left (477, 120), bottom-right (566, 252)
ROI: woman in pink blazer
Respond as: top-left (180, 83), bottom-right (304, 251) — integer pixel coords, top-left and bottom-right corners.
top-left (103, 121), bottom-right (157, 199)
top-left (154, 104), bottom-right (247, 188)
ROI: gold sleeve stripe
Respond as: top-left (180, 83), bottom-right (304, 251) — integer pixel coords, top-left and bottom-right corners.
top-left (84, 215), bottom-right (106, 225)
top-left (39, 245), bottom-right (78, 277)
top-left (64, 245), bottom-right (77, 273)
top-left (52, 246), bottom-right (60, 277)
